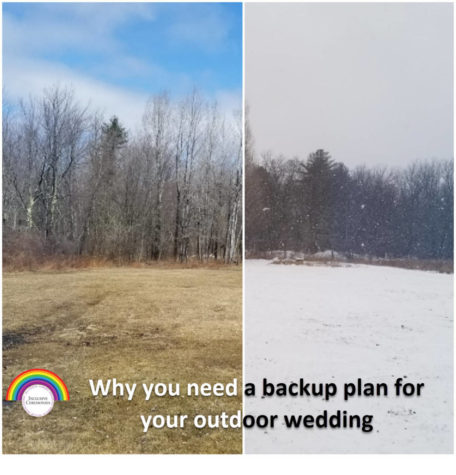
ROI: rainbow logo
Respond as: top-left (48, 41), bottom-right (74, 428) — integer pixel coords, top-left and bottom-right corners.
top-left (5, 369), bottom-right (69, 401)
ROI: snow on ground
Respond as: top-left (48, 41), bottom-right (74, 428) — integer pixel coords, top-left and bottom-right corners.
top-left (244, 260), bottom-right (453, 453)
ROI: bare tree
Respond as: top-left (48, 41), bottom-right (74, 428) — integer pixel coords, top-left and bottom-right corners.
top-left (3, 86), bottom-right (242, 265)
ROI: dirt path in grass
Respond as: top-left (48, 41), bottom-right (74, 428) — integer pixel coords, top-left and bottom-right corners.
top-left (3, 267), bottom-right (242, 454)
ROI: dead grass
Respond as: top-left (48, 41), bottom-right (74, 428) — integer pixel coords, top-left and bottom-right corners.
top-left (2, 267), bottom-right (242, 454)
top-left (3, 253), bottom-right (239, 272)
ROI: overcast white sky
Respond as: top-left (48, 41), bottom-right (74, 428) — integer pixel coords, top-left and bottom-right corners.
top-left (246, 3), bottom-right (453, 168)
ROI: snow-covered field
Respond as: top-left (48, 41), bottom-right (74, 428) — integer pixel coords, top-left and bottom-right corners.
top-left (244, 260), bottom-right (453, 453)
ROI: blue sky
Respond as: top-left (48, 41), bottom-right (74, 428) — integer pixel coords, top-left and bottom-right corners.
top-left (3, 2), bottom-right (242, 128)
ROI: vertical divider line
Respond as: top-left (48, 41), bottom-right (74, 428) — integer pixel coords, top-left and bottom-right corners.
top-left (242, 0), bottom-right (246, 456)
top-left (453, 2), bottom-right (455, 457)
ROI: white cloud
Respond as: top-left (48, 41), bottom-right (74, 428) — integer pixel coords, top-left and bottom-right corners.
top-left (167, 6), bottom-right (231, 52)
top-left (3, 4), bottom-right (156, 57)
top-left (215, 89), bottom-right (242, 116)
top-left (4, 56), bottom-right (242, 133)
top-left (3, 3), bottom-right (241, 131)
top-left (4, 57), bottom-right (148, 132)
top-left (3, 4), bottom-right (160, 130)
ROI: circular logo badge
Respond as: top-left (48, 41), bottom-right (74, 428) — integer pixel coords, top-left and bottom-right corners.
top-left (21, 384), bottom-right (55, 417)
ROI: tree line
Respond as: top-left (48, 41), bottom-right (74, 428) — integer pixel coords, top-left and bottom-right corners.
top-left (3, 86), bottom-right (242, 264)
top-left (246, 142), bottom-right (453, 260)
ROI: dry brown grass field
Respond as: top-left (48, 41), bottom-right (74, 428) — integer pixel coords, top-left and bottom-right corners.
top-left (2, 266), bottom-right (242, 454)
